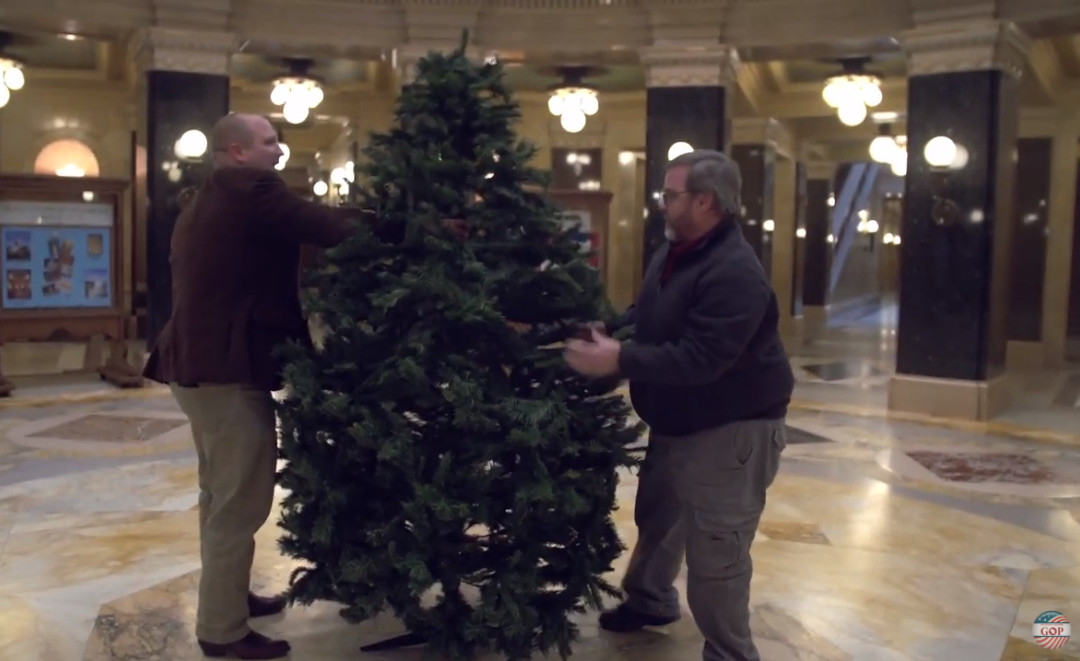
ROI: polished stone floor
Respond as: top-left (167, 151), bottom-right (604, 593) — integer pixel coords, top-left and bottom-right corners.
top-left (4, 391), bottom-right (1080, 660)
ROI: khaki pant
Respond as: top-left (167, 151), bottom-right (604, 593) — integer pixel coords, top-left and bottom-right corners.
top-left (171, 383), bottom-right (278, 644)
top-left (622, 418), bottom-right (786, 661)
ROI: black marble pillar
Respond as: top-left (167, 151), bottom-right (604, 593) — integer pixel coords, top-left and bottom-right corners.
top-left (643, 86), bottom-right (730, 270)
top-left (145, 71), bottom-right (230, 347)
top-left (1006, 137), bottom-right (1050, 342)
top-left (792, 162), bottom-right (806, 317)
top-left (896, 69), bottom-right (1018, 382)
top-left (731, 144), bottom-right (775, 275)
top-left (1070, 154), bottom-right (1080, 342)
top-left (802, 177), bottom-right (832, 308)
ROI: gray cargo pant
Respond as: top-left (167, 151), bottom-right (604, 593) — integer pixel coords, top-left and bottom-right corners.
top-left (622, 418), bottom-right (786, 661)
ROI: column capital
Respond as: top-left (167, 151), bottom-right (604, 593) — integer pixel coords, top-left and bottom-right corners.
top-left (130, 27), bottom-right (237, 77)
top-left (639, 44), bottom-right (740, 88)
top-left (804, 160), bottom-right (836, 181)
top-left (901, 20), bottom-right (1030, 78)
top-left (732, 117), bottom-right (796, 158)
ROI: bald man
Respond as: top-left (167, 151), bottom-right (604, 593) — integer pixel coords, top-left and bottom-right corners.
top-left (144, 113), bottom-right (356, 659)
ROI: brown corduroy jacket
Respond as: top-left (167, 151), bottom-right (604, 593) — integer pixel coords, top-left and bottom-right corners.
top-left (143, 167), bottom-right (355, 391)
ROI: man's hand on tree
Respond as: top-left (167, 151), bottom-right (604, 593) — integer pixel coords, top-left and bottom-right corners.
top-left (575, 321), bottom-right (606, 341)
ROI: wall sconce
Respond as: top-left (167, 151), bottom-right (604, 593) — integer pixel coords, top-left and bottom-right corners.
top-left (667, 141), bottom-right (693, 160)
top-left (923, 135), bottom-right (966, 226)
top-left (924, 136), bottom-right (968, 170)
top-left (275, 143), bottom-right (290, 171)
top-left (566, 151), bottom-right (591, 175)
top-left (174, 129), bottom-right (208, 161)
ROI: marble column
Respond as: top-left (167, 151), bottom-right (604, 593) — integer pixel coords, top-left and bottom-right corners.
top-left (733, 118), bottom-right (799, 343)
top-left (889, 20), bottom-right (1029, 421)
top-left (801, 161), bottom-right (836, 338)
top-left (1041, 115), bottom-right (1080, 366)
top-left (131, 28), bottom-right (233, 347)
top-left (639, 46), bottom-right (738, 270)
top-left (730, 142), bottom-right (774, 270)
top-left (1004, 136), bottom-right (1051, 368)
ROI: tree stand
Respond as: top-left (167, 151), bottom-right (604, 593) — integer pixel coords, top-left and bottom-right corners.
top-left (360, 632), bottom-right (427, 652)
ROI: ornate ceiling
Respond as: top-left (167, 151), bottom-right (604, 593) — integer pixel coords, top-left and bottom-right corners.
top-left (2, 0), bottom-right (1080, 167)
top-left (1, 0), bottom-right (1080, 55)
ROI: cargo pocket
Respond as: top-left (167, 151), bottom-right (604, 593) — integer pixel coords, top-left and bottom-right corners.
top-left (685, 507), bottom-right (752, 580)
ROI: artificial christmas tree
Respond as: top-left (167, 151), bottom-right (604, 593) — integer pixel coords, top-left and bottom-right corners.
top-left (274, 33), bottom-right (643, 661)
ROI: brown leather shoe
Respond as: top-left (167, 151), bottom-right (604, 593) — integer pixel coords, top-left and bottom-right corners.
top-left (247, 592), bottom-right (287, 618)
top-left (198, 631), bottom-right (291, 659)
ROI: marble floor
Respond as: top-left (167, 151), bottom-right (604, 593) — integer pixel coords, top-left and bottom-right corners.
top-left (4, 392), bottom-right (1080, 660)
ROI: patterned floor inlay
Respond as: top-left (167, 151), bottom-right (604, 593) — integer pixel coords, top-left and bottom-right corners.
top-left (907, 451), bottom-right (1057, 485)
top-left (758, 521), bottom-right (831, 545)
top-left (28, 414), bottom-right (187, 443)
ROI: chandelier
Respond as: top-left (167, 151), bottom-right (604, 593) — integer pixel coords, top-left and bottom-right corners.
top-left (0, 56), bottom-right (25, 108)
top-left (821, 59), bottom-right (882, 127)
top-left (271, 76), bottom-right (323, 124)
top-left (269, 58), bottom-right (324, 125)
top-left (548, 87), bottom-right (598, 133)
top-left (547, 66), bottom-right (599, 134)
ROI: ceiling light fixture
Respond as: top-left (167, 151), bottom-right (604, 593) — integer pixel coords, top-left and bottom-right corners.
top-left (547, 66), bottom-right (599, 134)
top-left (0, 56), bottom-right (26, 108)
top-left (822, 58), bottom-right (882, 127)
top-left (270, 58), bottom-right (324, 125)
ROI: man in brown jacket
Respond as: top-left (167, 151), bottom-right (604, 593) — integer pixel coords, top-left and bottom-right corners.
top-left (144, 113), bottom-right (356, 660)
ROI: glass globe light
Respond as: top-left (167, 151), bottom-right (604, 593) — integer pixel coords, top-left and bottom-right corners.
top-left (174, 129), bottom-right (208, 159)
top-left (667, 141), bottom-right (694, 160)
top-left (837, 101), bottom-right (867, 126)
top-left (560, 108), bottom-right (586, 133)
top-left (579, 92), bottom-right (599, 116)
top-left (3, 67), bottom-right (25, 91)
top-left (270, 83), bottom-right (290, 106)
top-left (891, 149), bottom-right (908, 177)
top-left (924, 136), bottom-right (958, 168)
top-left (305, 84), bottom-right (324, 108)
top-left (868, 135), bottom-right (897, 163)
top-left (547, 93), bottom-right (564, 116)
top-left (823, 77), bottom-right (856, 108)
top-left (860, 80), bottom-right (882, 107)
top-left (282, 100), bottom-right (309, 124)
top-left (275, 143), bottom-right (290, 171)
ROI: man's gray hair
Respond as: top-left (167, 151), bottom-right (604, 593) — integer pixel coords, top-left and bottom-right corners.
top-left (667, 149), bottom-right (742, 216)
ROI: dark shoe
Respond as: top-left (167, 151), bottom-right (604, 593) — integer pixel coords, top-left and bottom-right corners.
top-left (198, 631), bottom-right (291, 659)
top-left (248, 592), bottom-right (287, 618)
top-left (599, 603), bottom-right (680, 632)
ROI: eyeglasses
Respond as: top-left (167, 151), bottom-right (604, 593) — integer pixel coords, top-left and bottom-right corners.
top-left (661, 190), bottom-right (692, 207)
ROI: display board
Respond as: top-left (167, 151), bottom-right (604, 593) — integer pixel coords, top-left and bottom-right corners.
top-left (549, 189), bottom-right (612, 278)
top-left (557, 209), bottom-right (600, 268)
top-left (0, 200), bottom-right (114, 310)
top-left (0, 175), bottom-right (137, 395)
